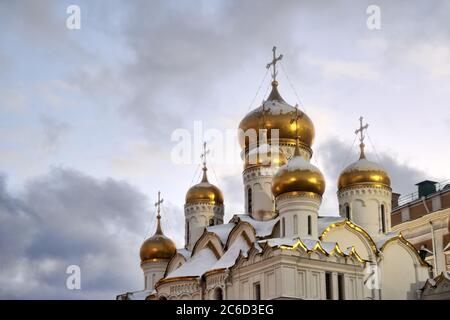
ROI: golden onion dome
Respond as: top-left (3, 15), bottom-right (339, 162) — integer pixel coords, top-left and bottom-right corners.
top-left (185, 167), bottom-right (224, 205)
top-left (272, 147), bottom-right (325, 198)
top-left (238, 81), bottom-right (315, 151)
top-left (140, 217), bottom-right (176, 263)
top-left (338, 157), bottom-right (391, 190)
top-left (244, 144), bottom-right (287, 170)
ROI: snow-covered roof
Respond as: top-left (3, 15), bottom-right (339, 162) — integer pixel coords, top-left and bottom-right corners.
top-left (176, 248), bottom-right (191, 259)
top-left (375, 232), bottom-right (400, 250)
top-left (206, 223), bottom-right (235, 244)
top-left (234, 214), bottom-right (278, 237)
top-left (210, 236), bottom-right (250, 270)
top-left (166, 248), bottom-right (217, 279)
top-left (317, 216), bottom-right (343, 234)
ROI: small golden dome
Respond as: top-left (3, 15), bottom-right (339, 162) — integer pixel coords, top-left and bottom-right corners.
top-left (185, 168), bottom-right (224, 205)
top-left (238, 81), bottom-right (315, 151)
top-left (338, 158), bottom-right (391, 190)
top-left (272, 148), bottom-right (325, 198)
top-left (244, 144), bottom-right (287, 170)
top-left (140, 218), bottom-right (176, 263)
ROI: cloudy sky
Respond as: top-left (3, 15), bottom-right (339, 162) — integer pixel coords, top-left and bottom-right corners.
top-left (0, 0), bottom-right (449, 299)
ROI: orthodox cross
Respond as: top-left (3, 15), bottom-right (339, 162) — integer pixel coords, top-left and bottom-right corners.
top-left (200, 141), bottom-right (210, 169)
top-left (355, 116), bottom-right (369, 159)
top-left (266, 46), bottom-right (283, 82)
top-left (154, 191), bottom-right (163, 219)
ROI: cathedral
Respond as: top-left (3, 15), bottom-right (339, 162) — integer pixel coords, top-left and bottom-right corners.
top-left (122, 48), bottom-right (430, 300)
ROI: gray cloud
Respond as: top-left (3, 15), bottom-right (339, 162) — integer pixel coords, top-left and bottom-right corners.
top-left (40, 114), bottom-right (71, 153)
top-left (0, 168), bottom-right (184, 299)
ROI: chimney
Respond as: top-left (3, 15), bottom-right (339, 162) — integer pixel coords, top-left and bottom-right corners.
top-left (391, 192), bottom-right (400, 208)
top-left (415, 180), bottom-right (437, 198)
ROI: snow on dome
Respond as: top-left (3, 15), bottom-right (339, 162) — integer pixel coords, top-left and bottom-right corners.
top-left (272, 155), bottom-right (326, 197)
top-left (338, 158), bottom-right (391, 190)
top-left (262, 100), bottom-right (296, 114)
top-left (342, 158), bottom-right (386, 172)
top-left (277, 155), bottom-right (321, 174)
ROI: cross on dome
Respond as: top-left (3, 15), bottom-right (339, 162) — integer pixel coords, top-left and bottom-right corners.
top-left (266, 46), bottom-right (283, 82)
top-left (200, 142), bottom-right (210, 170)
top-left (154, 191), bottom-right (164, 234)
top-left (355, 116), bottom-right (369, 159)
top-left (200, 142), bottom-right (210, 182)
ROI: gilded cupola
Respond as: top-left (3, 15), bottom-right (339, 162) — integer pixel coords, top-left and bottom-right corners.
top-left (185, 166), bottom-right (224, 205)
top-left (140, 192), bottom-right (177, 263)
top-left (238, 80), bottom-right (315, 154)
top-left (238, 47), bottom-right (315, 158)
top-left (272, 142), bottom-right (326, 198)
top-left (185, 143), bottom-right (224, 205)
top-left (337, 117), bottom-right (391, 191)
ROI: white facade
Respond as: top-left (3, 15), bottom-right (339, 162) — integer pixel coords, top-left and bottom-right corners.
top-left (243, 165), bottom-right (278, 221)
top-left (141, 260), bottom-right (169, 291)
top-left (338, 185), bottom-right (392, 238)
top-left (185, 202), bottom-right (224, 251)
top-left (277, 192), bottom-right (321, 239)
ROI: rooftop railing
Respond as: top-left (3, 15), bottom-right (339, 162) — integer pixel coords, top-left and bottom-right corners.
top-left (396, 179), bottom-right (450, 208)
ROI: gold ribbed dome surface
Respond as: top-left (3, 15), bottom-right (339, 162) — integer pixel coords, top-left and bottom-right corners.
top-left (244, 144), bottom-right (287, 170)
top-left (185, 168), bottom-right (224, 204)
top-left (338, 158), bottom-right (391, 190)
top-left (272, 152), bottom-right (325, 197)
top-left (140, 233), bottom-right (176, 262)
top-left (238, 81), bottom-right (315, 151)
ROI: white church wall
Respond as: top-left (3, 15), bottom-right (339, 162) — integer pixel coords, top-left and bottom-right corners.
top-left (379, 241), bottom-right (429, 300)
top-left (277, 193), bottom-right (321, 239)
top-left (141, 262), bottom-right (168, 291)
top-left (320, 225), bottom-right (375, 261)
top-left (229, 250), bottom-right (365, 300)
top-left (185, 203), bottom-right (224, 250)
top-left (243, 166), bottom-right (278, 220)
top-left (338, 187), bottom-right (392, 237)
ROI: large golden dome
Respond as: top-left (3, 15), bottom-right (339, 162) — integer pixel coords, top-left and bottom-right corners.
top-left (244, 144), bottom-right (287, 170)
top-left (140, 218), bottom-right (176, 263)
top-left (338, 158), bottom-right (391, 190)
top-left (272, 147), bottom-right (325, 198)
top-left (238, 81), bottom-right (315, 152)
top-left (185, 168), bottom-right (224, 205)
